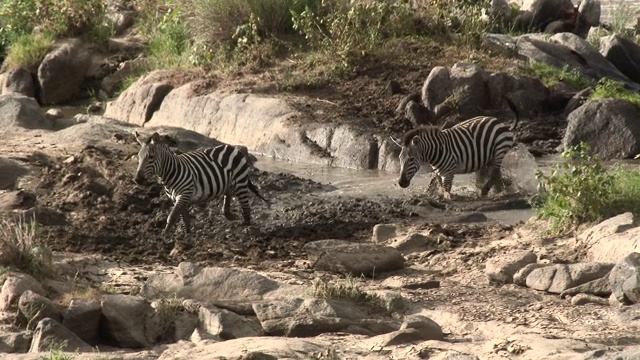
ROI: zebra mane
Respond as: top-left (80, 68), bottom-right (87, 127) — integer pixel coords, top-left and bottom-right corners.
top-left (402, 126), bottom-right (440, 146)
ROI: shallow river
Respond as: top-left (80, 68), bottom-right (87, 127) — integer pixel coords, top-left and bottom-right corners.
top-left (253, 148), bottom-right (554, 226)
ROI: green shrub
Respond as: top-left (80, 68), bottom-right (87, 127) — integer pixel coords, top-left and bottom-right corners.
top-left (291, 0), bottom-right (415, 70)
top-left (5, 32), bottom-right (55, 70)
top-left (589, 78), bottom-right (640, 107)
top-left (520, 61), bottom-right (592, 90)
top-left (146, 5), bottom-right (191, 69)
top-left (0, 0), bottom-right (38, 55)
top-left (532, 143), bottom-right (640, 234)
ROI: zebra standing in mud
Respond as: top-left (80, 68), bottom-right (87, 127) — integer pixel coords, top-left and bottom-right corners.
top-left (391, 110), bottom-right (519, 200)
top-left (133, 131), bottom-right (270, 234)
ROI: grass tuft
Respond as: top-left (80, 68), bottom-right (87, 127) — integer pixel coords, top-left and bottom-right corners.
top-left (312, 275), bottom-right (387, 312)
top-left (519, 61), bottom-right (591, 90)
top-left (5, 32), bottom-right (56, 70)
top-left (0, 215), bottom-right (52, 279)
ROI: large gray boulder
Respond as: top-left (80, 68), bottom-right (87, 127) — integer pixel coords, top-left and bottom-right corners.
top-left (29, 318), bottom-right (92, 353)
top-left (37, 39), bottom-right (91, 105)
top-left (1, 68), bottom-right (35, 97)
top-left (609, 252), bottom-right (640, 305)
top-left (0, 93), bottom-right (51, 132)
top-left (525, 262), bottom-right (614, 293)
top-left (563, 99), bottom-right (640, 160)
top-left (100, 294), bottom-right (155, 348)
top-left (600, 35), bottom-right (640, 84)
top-left (515, 33), bottom-right (639, 90)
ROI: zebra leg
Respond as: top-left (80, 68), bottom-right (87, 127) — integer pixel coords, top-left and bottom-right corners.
top-left (180, 211), bottom-right (192, 234)
top-left (222, 189), bottom-right (239, 221)
top-left (426, 176), bottom-right (440, 195)
top-left (165, 196), bottom-right (191, 234)
top-left (481, 167), bottom-right (502, 197)
top-left (235, 187), bottom-right (252, 226)
top-left (441, 174), bottom-right (454, 200)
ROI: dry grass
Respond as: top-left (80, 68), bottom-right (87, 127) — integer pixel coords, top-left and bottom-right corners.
top-left (0, 215), bottom-right (52, 279)
top-left (312, 275), bottom-right (388, 313)
top-left (57, 287), bottom-right (102, 308)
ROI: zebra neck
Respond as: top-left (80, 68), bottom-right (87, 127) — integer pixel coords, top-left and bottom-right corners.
top-left (155, 149), bottom-right (180, 184)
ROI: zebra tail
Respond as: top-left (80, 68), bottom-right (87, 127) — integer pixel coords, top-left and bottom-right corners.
top-left (503, 95), bottom-right (520, 132)
top-left (248, 179), bottom-right (271, 206)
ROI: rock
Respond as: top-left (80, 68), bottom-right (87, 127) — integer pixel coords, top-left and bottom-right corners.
top-left (172, 312), bottom-right (199, 342)
top-left (447, 63), bottom-right (490, 119)
top-left (600, 35), bottom-right (640, 84)
top-left (252, 298), bottom-right (399, 337)
top-left (156, 336), bottom-right (328, 360)
top-left (579, 212), bottom-right (636, 243)
top-left (455, 212), bottom-right (488, 223)
top-left (304, 239), bottom-right (405, 277)
top-left (103, 74), bottom-right (173, 126)
top-left (515, 33), bottom-right (638, 89)
top-left (583, 347), bottom-right (640, 359)
top-left (0, 93), bottom-right (51, 132)
top-left (402, 280), bottom-right (441, 290)
top-left (0, 273), bottom-right (46, 311)
top-left (376, 328), bottom-right (425, 346)
top-left (486, 251), bottom-right (538, 285)
top-left (525, 263), bottom-right (614, 293)
top-left (387, 80), bottom-right (402, 95)
top-left (44, 108), bottom-right (64, 121)
top-left (483, 33), bottom-right (518, 55)
top-left (1, 68), bottom-right (35, 97)
top-left (372, 224), bottom-right (397, 243)
top-left (422, 66), bottom-right (452, 111)
top-left (374, 290), bottom-right (405, 313)
top-left (141, 264), bottom-right (302, 307)
top-left (395, 92), bottom-right (421, 114)
top-left (513, 263), bottom-right (547, 286)
top-left (399, 315), bottom-right (443, 340)
top-left (431, 352), bottom-right (480, 360)
top-left (585, 226), bottom-right (640, 263)
top-left (100, 294), bottom-right (154, 348)
top-left (405, 100), bottom-right (430, 126)
top-left (389, 233), bottom-right (432, 255)
top-left (106, 9), bottom-right (136, 36)
top-left (0, 159), bottom-right (29, 191)
top-left (0, 331), bottom-right (32, 353)
top-left (609, 252), bottom-right (640, 305)
top-left (563, 99), bottom-right (640, 160)
top-left (29, 318), bottom-right (92, 352)
top-left (570, 293), bottom-right (609, 306)
top-left (576, 0), bottom-right (601, 34)
top-left (100, 59), bottom-right (145, 96)
top-left (18, 290), bottom-right (61, 327)
top-left (37, 39), bottom-right (91, 105)
top-left (198, 306), bottom-right (263, 340)
top-left (484, 72), bottom-right (549, 119)
top-left (519, 0), bottom-right (575, 32)
top-left (560, 276), bottom-right (611, 298)
top-left (61, 299), bottom-right (102, 345)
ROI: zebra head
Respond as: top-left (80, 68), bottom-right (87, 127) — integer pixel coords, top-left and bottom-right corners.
top-left (391, 136), bottom-right (421, 188)
top-left (133, 131), bottom-right (163, 185)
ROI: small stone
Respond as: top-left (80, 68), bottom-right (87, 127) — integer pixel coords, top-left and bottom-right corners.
top-left (486, 251), bottom-right (537, 285)
top-left (570, 293), bottom-right (609, 306)
top-left (387, 80), bottom-right (402, 95)
top-left (399, 315), bottom-right (443, 341)
top-left (372, 224), bottom-right (397, 243)
top-left (402, 280), bottom-right (440, 290)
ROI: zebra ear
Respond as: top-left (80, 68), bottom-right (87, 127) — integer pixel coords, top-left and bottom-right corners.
top-left (389, 137), bottom-right (402, 148)
top-left (149, 132), bottom-right (161, 144)
top-left (133, 131), bottom-right (144, 145)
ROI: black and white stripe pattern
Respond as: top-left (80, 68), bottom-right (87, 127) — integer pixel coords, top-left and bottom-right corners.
top-left (133, 132), bottom-right (269, 234)
top-left (392, 115), bottom-right (518, 199)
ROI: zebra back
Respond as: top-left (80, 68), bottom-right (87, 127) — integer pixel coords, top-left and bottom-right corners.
top-left (405, 116), bottom-right (515, 174)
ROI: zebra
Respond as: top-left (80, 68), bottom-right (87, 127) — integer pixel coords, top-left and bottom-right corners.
top-left (391, 112), bottom-right (519, 200)
top-left (133, 131), bottom-right (270, 234)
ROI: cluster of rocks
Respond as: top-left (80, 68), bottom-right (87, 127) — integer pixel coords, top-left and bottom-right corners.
top-left (399, 25), bottom-right (640, 159)
top-left (485, 212), bottom-right (640, 308)
top-left (0, 257), bottom-right (444, 358)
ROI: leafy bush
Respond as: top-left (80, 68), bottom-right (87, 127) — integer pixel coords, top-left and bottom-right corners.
top-left (291, 0), bottom-right (414, 69)
top-left (532, 143), bottom-right (640, 234)
top-left (0, 0), bottom-right (108, 57)
top-left (5, 32), bottom-right (55, 70)
top-left (146, 5), bottom-right (191, 69)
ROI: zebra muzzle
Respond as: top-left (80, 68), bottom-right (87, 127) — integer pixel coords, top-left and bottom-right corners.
top-left (134, 175), bottom-right (148, 186)
top-left (398, 178), bottom-right (410, 188)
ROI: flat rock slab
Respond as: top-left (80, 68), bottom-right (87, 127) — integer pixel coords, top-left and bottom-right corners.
top-left (304, 239), bottom-right (405, 277)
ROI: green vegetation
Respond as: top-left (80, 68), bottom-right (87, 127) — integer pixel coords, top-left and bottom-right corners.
top-left (312, 275), bottom-right (387, 312)
top-left (38, 342), bottom-right (75, 360)
top-left (5, 32), bottom-right (55, 70)
top-left (0, 216), bottom-right (53, 279)
top-left (520, 61), bottom-right (591, 90)
top-left (590, 78), bottom-right (640, 107)
top-left (531, 143), bottom-right (640, 234)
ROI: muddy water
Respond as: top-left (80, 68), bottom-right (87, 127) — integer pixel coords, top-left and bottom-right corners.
top-left (253, 154), bottom-right (558, 226)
